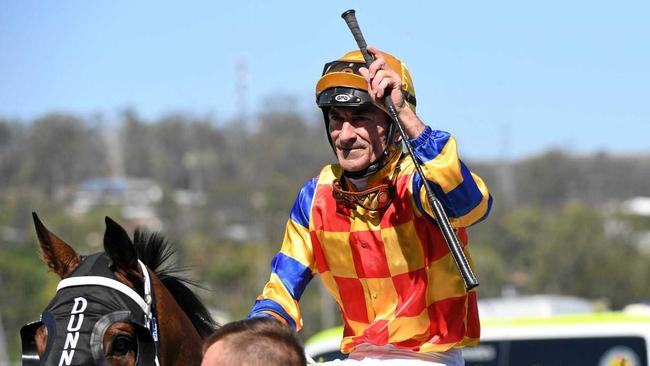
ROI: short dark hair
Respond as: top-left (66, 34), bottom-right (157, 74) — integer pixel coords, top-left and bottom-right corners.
top-left (203, 317), bottom-right (306, 366)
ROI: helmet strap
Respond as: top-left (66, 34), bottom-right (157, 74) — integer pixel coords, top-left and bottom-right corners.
top-left (343, 146), bottom-right (391, 179)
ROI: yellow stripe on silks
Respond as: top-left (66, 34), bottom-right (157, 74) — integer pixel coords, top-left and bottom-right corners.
top-left (413, 137), bottom-right (491, 228)
top-left (381, 222), bottom-right (425, 276)
top-left (358, 279), bottom-right (375, 321)
top-left (346, 319), bottom-right (370, 336)
top-left (280, 219), bottom-right (316, 273)
top-left (315, 230), bottom-right (357, 278)
top-left (387, 309), bottom-right (431, 343)
top-left (340, 338), bottom-right (356, 354)
top-left (317, 164), bottom-right (340, 185)
top-left (405, 136), bottom-right (463, 224)
top-left (365, 277), bottom-right (398, 320)
top-left (419, 136), bottom-right (464, 194)
top-left (453, 174), bottom-right (491, 228)
top-left (350, 208), bottom-right (382, 232)
top-left (425, 253), bottom-right (468, 305)
top-left (461, 335), bottom-right (480, 348)
top-left (262, 273), bottom-right (303, 330)
top-left (319, 271), bottom-right (343, 306)
top-left (419, 341), bottom-right (459, 353)
top-left (340, 319), bottom-right (371, 353)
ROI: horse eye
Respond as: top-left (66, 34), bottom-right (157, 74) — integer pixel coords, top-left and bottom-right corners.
top-left (110, 335), bottom-right (137, 356)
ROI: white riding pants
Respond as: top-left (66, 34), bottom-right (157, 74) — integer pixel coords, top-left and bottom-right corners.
top-left (316, 344), bottom-right (464, 366)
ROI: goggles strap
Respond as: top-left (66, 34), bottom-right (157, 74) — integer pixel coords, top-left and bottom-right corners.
top-left (333, 160), bottom-right (401, 211)
top-left (333, 179), bottom-right (394, 211)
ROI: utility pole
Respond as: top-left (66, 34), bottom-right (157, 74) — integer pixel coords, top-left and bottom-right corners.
top-left (104, 125), bottom-right (125, 178)
top-left (236, 58), bottom-right (250, 129)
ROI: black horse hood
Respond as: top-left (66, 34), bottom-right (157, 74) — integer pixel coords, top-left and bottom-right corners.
top-left (26, 254), bottom-right (157, 365)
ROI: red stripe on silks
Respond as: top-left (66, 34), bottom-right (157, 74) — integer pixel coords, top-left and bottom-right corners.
top-left (392, 268), bottom-right (428, 317)
top-left (426, 295), bottom-right (468, 345)
top-left (393, 338), bottom-right (423, 351)
top-left (343, 318), bottom-right (356, 338)
top-left (310, 231), bottom-right (329, 273)
top-left (465, 291), bottom-right (480, 338)
top-left (312, 184), bottom-right (351, 233)
top-left (343, 319), bottom-right (365, 352)
top-left (363, 320), bottom-right (390, 345)
top-left (413, 216), bottom-right (449, 265)
top-left (349, 230), bottom-right (391, 278)
top-left (334, 276), bottom-right (369, 323)
top-left (380, 175), bottom-right (415, 229)
top-left (346, 335), bottom-right (365, 352)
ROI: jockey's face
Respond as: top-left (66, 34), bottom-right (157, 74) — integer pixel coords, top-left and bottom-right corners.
top-left (328, 106), bottom-right (390, 173)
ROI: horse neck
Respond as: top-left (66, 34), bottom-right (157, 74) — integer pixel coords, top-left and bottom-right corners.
top-left (151, 272), bottom-right (204, 366)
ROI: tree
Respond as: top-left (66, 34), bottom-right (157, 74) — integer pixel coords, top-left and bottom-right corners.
top-left (27, 113), bottom-right (107, 197)
top-left (527, 202), bottom-right (649, 308)
top-left (0, 119), bottom-right (29, 188)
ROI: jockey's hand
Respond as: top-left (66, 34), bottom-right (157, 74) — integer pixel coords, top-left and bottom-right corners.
top-left (358, 46), bottom-right (407, 115)
top-left (359, 45), bottom-right (425, 139)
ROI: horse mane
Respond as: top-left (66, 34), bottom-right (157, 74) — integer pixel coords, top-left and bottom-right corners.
top-left (132, 229), bottom-right (218, 338)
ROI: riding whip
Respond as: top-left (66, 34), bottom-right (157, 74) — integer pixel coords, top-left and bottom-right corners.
top-left (340, 9), bottom-right (479, 290)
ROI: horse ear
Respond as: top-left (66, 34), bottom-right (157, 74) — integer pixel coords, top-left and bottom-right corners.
top-left (103, 216), bottom-right (138, 271)
top-left (32, 212), bottom-right (80, 279)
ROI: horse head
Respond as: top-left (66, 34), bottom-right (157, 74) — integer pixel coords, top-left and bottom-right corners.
top-left (21, 213), bottom-right (213, 366)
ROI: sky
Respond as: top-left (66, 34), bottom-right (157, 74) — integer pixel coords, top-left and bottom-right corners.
top-left (1, 1), bottom-right (648, 160)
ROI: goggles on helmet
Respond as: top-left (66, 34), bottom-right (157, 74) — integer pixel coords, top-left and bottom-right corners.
top-left (333, 180), bottom-right (395, 211)
top-left (316, 52), bottom-right (417, 110)
top-left (322, 60), bottom-right (366, 75)
top-left (332, 163), bottom-right (401, 212)
top-left (317, 87), bottom-right (374, 109)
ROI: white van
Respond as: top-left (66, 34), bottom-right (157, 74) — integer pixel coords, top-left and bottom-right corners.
top-left (305, 311), bottom-right (650, 365)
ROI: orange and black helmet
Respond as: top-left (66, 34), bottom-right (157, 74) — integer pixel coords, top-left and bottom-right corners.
top-left (316, 50), bottom-right (416, 111)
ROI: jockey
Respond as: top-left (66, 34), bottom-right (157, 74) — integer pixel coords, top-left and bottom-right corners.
top-left (249, 46), bottom-right (493, 365)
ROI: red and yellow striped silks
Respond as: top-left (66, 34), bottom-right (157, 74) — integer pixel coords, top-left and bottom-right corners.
top-left (250, 127), bottom-right (492, 354)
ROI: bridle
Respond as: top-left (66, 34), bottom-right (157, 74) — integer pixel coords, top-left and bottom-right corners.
top-left (20, 256), bottom-right (161, 366)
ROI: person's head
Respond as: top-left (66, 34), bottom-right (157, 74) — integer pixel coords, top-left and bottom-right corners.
top-left (201, 317), bottom-right (306, 366)
top-left (316, 50), bottom-right (416, 177)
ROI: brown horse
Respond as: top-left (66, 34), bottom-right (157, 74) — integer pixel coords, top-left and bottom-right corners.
top-left (20, 213), bottom-right (216, 365)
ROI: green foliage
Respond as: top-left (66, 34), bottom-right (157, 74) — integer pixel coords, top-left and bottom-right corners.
top-left (0, 247), bottom-right (53, 360)
top-left (473, 201), bottom-right (650, 308)
top-left (526, 202), bottom-right (649, 307)
top-left (470, 243), bottom-right (509, 297)
top-left (28, 113), bottom-right (108, 196)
